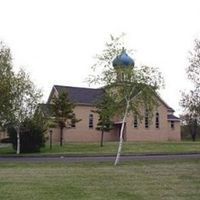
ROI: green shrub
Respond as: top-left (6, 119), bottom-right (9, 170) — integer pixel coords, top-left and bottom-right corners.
top-left (8, 119), bottom-right (46, 153)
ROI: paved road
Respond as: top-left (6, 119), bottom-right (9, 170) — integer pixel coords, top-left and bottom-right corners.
top-left (0, 153), bottom-right (200, 163)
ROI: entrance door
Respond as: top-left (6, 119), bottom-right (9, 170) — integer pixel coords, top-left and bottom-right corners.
top-left (114, 123), bottom-right (126, 141)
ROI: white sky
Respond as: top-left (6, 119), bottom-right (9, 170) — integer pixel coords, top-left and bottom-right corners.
top-left (0, 0), bottom-right (200, 115)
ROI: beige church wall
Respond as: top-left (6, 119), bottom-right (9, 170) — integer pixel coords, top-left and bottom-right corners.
top-left (126, 103), bottom-right (181, 141)
top-left (63, 128), bottom-right (116, 143)
top-left (49, 105), bottom-right (117, 143)
top-left (48, 128), bottom-right (60, 142)
top-left (167, 121), bottom-right (181, 141)
top-left (0, 131), bottom-right (8, 140)
top-left (126, 128), bottom-right (180, 141)
top-left (49, 127), bottom-right (117, 143)
top-left (47, 96), bottom-right (181, 143)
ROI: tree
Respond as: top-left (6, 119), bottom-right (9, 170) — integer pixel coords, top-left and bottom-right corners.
top-left (89, 34), bottom-right (163, 165)
top-left (181, 39), bottom-right (200, 141)
top-left (181, 90), bottom-right (200, 141)
top-left (0, 42), bottom-right (42, 153)
top-left (0, 42), bottom-right (14, 128)
top-left (94, 92), bottom-right (115, 147)
top-left (51, 92), bottom-right (79, 146)
top-left (187, 39), bottom-right (200, 87)
top-left (11, 69), bottom-right (42, 154)
top-left (180, 113), bottom-right (200, 141)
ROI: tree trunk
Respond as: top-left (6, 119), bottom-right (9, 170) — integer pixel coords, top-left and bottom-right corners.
top-left (16, 125), bottom-right (20, 154)
top-left (114, 100), bottom-right (129, 166)
top-left (60, 127), bottom-right (64, 146)
top-left (192, 133), bottom-right (196, 141)
top-left (100, 129), bottom-right (104, 147)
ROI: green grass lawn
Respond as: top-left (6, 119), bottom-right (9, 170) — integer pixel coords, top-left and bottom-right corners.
top-left (40, 141), bottom-right (200, 155)
top-left (0, 159), bottom-right (200, 200)
top-left (0, 141), bottom-right (200, 155)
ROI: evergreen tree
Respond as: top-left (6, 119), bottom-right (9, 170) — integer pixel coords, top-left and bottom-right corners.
top-left (95, 92), bottom-right (115, 147)
top-left (52, 92), bottom-right (79, 146)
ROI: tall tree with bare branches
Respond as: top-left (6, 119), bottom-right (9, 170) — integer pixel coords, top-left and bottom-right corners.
top-left (89, 34), bottom-right (164, 165)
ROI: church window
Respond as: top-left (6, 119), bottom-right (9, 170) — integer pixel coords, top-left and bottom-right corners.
top-left (145, 110), bottom-right (149, 128)
top-left (155, 112), bottom-right (159, 128)
top-left (171, 121), bottom-right (175, 129)
top-left (89, 114), bottom-right (93, 128)
top-left (133, 115), bottom-right (138, 128)
top-left (71, 113), bottom-right (76, 128)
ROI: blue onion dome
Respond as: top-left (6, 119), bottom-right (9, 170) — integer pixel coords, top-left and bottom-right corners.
top-left (112, 48), bottom-right (135, 68)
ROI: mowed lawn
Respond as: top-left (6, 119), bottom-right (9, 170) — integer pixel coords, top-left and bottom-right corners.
top-left (1, 141), bottom-right (200, 155)
top-left (40, 141), bottom-right (200, 155)
top-left (0, 159), bottom-right (200, 200)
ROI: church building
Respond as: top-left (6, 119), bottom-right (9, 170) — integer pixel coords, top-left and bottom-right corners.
top-left (41, 51), bottom-right (181, 143)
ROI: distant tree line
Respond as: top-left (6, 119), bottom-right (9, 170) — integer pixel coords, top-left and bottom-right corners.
top-left (180, 39), bottom-right (200, 141)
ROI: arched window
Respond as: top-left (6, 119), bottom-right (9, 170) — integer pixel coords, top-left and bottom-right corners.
top-left (155, 112), bottom-right (159, 128)
top-left (145, 110), bottom-right (149, 128)
top-left (133, 115), bottom-right (138, 128)
top-left (89, 114), bottom-right (93, 128)
top-left (71, 113), bottom-right (76, 128)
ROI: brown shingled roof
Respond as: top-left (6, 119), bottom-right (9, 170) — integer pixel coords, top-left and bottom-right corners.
top-left (54, 85), bottom-right (104, 105)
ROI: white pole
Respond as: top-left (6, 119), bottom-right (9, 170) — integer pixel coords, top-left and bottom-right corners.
top-left (16, 125), bottom-right (20, 154)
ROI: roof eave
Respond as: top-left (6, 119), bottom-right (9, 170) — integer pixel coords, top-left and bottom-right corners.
top-left (47, 85), bottom-right (58, 104)
top-left (75, 103), bottom-right (95, 107)
top-left (167, 119), bottom-right (180, 122)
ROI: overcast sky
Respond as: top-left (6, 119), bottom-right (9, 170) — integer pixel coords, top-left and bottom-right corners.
top-left (0, 0), bottom-right (200, 115)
